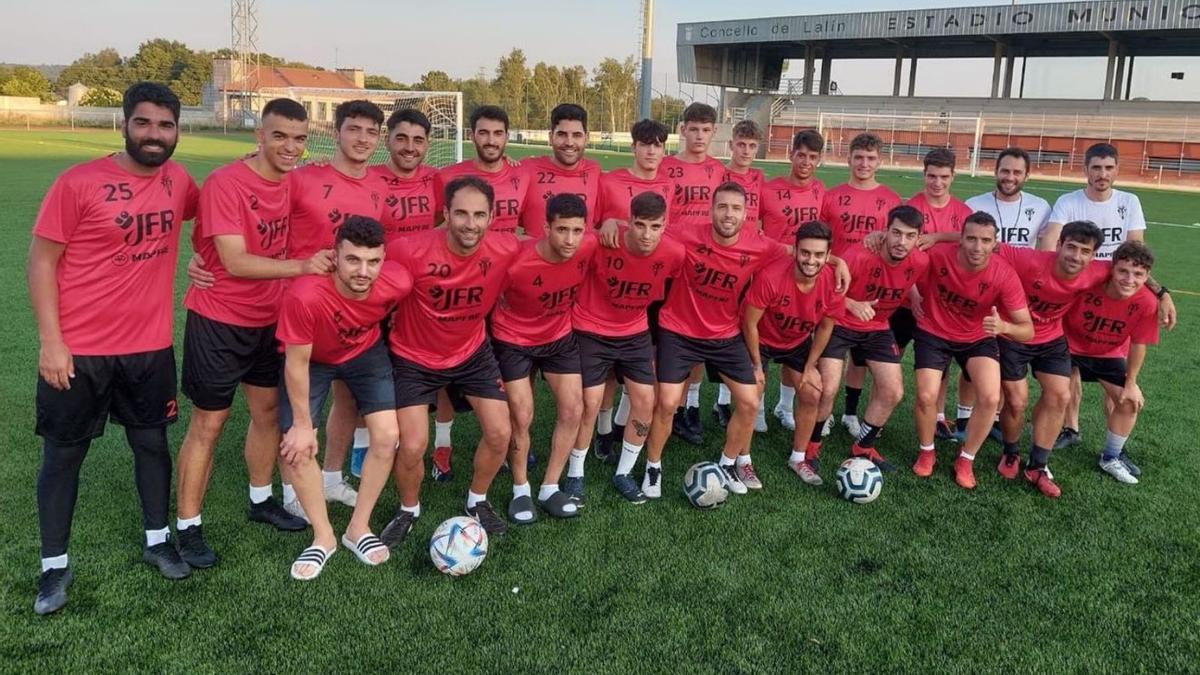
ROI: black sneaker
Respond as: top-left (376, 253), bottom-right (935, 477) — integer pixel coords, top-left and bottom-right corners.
top-left (1118, 451), bottom-right (1142, 477)
top-left (249, 497), bottom-right (308, 532)
top-left (380, 509), bottom-right (416, 549)
top-left (176, 525), bottom-right (218, 569)
top-left (672, 408), bottom-right (702, 446)
top-left (1053, 427), bottom-right (1082, 450)
top-left (685, 406), bottom-right (703, 438)
top-left (143, 538), bottom-right (191, 580)
top-left (561, 476), bottom-right (585, 505)
top-left (466, 501), bottom-right (508, 536)
top-left (712, 402), bottom-right (732, 429)
top-left (612, 473), bottom-right (647, 504)
top-left (34, 567), bottom-right (73, 615)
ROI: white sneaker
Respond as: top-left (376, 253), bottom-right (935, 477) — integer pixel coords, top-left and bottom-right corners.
top-left (754, 410), bottom-right (768, 433)
top-left (641, 465), bottom-right (663, 499)
top-left (821, 416), bottom-right (833, 437)
top-left (841, 414), bottom-right (862, 439)
top-left (283, 498), bottom-right (310, 524)
top-left (789, 460), bottom-right (824, 486)
top-left (773, 402), bottom-right (796, 431)
top-left (735, 462), bottom-right (763, 490)
top-left (325, 480), bottom-right (359, 507)
top-left (721, 464), bottom-right (748, 495)
top-left (1100, 458), bottom-right (1139, 484)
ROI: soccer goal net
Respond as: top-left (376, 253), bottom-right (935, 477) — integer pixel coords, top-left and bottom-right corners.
top-left (296, 88), bottom-right (463, 168)
top-left (816, 112), bottom-right (983, 176)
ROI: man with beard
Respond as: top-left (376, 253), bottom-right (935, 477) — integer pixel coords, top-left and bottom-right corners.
top-left (965, 148), bottom-right (1051, 249)
top-left (518, 104), bottom-right (601, 238)
top-left (276, 216), bottom-right (412, 579)
top-left (492, 194), bottom-right (597, 521)
top-left (176, 99), bottom-right (333, 569)
top-left (29, 82), bottom-right (200, 614)
top-left (382, 176), bottom-right (521, 541)
top-left (371, 108), bottom-right (440, 240)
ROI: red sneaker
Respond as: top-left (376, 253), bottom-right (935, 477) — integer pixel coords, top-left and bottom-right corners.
top-left (954, 457), bottom-right (977, 489)
top-left (998, 453), bottom-right (1022, 480)
top-left (913, 450), bottom-right (936, 478)
top-left (1024, 467), bottom-right (1062, 499)
top-left (431, 446), bottom-right (454, 482)
top-left (852, 445), bottom-right (896, 473)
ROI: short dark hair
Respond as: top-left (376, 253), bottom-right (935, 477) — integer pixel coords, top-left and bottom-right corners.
top-left (123, 81), bottom-right (181, 122)
top-left (996, 147), bottom-right (1030, 171)
top-left (444, 175), bottom-right (494, 210)
top-left (1086, 142), bottom-right (1119, 164)
top-left (630, 191), bottom-right (667, 221)
top-left (470, 105), bottom-right (509, 131)
top-left (1059, 220), bottom-right (1104, 250)
top-left (546, 192), bottom-right (588, 224)
top-left (550, 103), bottom-right (588, 132)
top-left (386, 108), bottom-right (431, 135)
top-left (630, 118), bottom-right (669, 145)
top-left (849, 133), bottom-right (882, 154)
top-left (1112, 240), bottom-right (1154, 270)
top-left (335, 215), bottom-right (385, 249)
top-left (713, 180), bottom-right (746, 202)
top-left (794, 220), bottom-right (832, 247)
top-left (262, 97), bottom-right (307, 122)
top-left (964, 210), bottom-right (998, 233)
top-left (681, 102), bottom-right (717, 125)
top-left (924, 147), bottom-right (956, 171)
top-left (335, 100), bottom-right (384, 131)
top-left (888, 205), bottom-right (924, 232)
top-left (732, 120), bottom-right (762, 141)
top-left (792, 129), bottom-right (824, 153)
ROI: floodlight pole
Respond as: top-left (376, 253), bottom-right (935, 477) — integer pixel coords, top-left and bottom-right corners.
top-left (639, 0), bottom-right (655, 120)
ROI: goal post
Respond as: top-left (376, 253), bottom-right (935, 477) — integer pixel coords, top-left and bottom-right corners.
top-left (816, 111), bottom-right (984, 177)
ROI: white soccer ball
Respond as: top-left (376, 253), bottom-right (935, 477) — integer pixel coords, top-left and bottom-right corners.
top-left (429, 516), bottom-right (488, 576)
top-left (836, 457), bottom-right (883, 504)
top-left (683, 461), bottom-right (729, 509)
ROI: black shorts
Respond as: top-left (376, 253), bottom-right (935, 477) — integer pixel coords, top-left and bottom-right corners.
top-left (36, 347), bottom-right (178, 445)
top-left (760, 339), bottom-right (813, 372)
top-left (391, 341), bottom-right (507, 410)
top-left (889, 307), bottom-right (918, 350)
top-left (913, 328), bottom-right (999, 374)
top-left (656, 329), bottom-right (757, 385)
top-left (1072, 354), bottom-right (1127, 387)
top-left (822, 325), bottom-right (902, 366)
top-left (647, 299), bottom-right (665, 346)
top-left (576, 330), bottom-right (656, 388)
top-left (182, 311), bottom-right (282, 411)
top-left (279, 341), bottom-right (396, 431)
top-left (1000, 336), bottom-right (1073, 381)
top-left (493, 334), bottom-right (581, 382)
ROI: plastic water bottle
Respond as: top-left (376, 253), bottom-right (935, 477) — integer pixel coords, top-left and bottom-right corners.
top-left (350, 427), bottom-right (370, 478)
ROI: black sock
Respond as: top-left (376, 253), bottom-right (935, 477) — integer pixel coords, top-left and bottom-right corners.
top-left (956, 417), bottom-right (969, 433)
top-left (856, 422), bottom-right (882, 448)
top-left (37, 438), bottom-right (92, 558)
top-left (810, 419), bottom-right (826, 443)
top-left (843, 387), bottom-right (862, 417)
top-left (127, 426), bottom-right (171, 532)
top-left (1029, 444), bottom-right (1051, 470)
top-left (1003, 441), bottom-right (1021, 457)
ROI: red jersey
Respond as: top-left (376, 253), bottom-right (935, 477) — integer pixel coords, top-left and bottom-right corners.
top-left (185, 160), bottom-right (291, 328)
top-left (33, 156), bottom-right (198, 356)
top-left (573, 230), bottom-right (685, 337)
top-left (288, 164), bottom-right (383, 260)
top-left (518, 156), bottom-right (602, 237)
top-left (660, 155), bottom-right (726, 234)
top-left (819, 183), bottom-right (903, 255)
top-left (434, 160), bottom-right (530, 235)
top-left (746, 260), bottom-right (844, 350)
top-left (995, 245), bottom-right (1111, 344)
top-left (1065, 284), bottom-right (1160, 358)
top-left (491, 236), bottom-right (599, 347)
top-left (839, 244), bottom-right (930, 332)
top-left (386, 230), bottom-right (520, 368)
top-left (906, 192), bottom-right (975, 236)
top-left (760, 177), bottom-right (826, 244)
top-left (658, 227), bottom-right (788, 340)
top-left (723, 167), bottom-right (764, 226)
top-left (916, 244), bottom-right (1027, 343)
top-left (369, 164), bottom-right (439, 240)
top-left (276, 262), bottom-right (413, 365)
top-left (596, 169), bottom-right (673, 224)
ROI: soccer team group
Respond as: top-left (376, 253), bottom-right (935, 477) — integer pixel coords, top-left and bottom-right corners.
top-left (28, 81), bottom-right (1178, 613)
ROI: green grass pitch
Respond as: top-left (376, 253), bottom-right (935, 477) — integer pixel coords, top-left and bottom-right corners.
top-left (0, 130), bottom-right (1197, 672)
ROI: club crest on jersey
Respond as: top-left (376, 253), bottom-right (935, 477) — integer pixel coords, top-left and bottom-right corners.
top-left (371, 192), bottom-right (380, 208)
top-left (978, 281), bottom-right (991, 294)
top-left (651, 261), bottom-right (665, 277)
top-left (904, 269), bottom-right (914, 281)
top-left (739, 253), bottom-right (750, 268)
top-left (510, 177), bottom-right (521, 191)
top-left (1128, 303), bottom-right (1140, 317)
top-left (696, 244), bottom-right (714, 256)
top-left (478, 257), bottom-right (493, 276)
top-left (1024, 207), bottom-right (1035, 221)
top-left (1117, 205), bottom-right (1128, 220)
top-left (160, 174), bottom-right (174, 197)
top-left (421, 175), bottom-right (434, 186)
top-left (875, 198), bottom-right (886, 211)
top-left (704, 166), bottom-right (715, 179)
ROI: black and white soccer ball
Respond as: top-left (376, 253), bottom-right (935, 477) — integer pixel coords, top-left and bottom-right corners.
top-left (836, 457), bottom-right (883, 504)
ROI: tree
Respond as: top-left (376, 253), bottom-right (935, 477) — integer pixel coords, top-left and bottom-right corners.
top-left (651, 94), bottom-right (687, 129)
top-left (527, 62), bottom-right (564, 128)
top-left (592, 56), bottom-right (638, 133)
top-left (1, 66), bottom-right (53, 100)
top-left (460, 68), bottom-right (496, 116)
top-left (55, 48), bottom-right (127, 93)
top-left (364, 74), bottom-right (407, 90)
top-left (493, 49), bottom-right (530, 128)
top-left (416, 70), bottom-right (454, 92)
top-left (80, 86), bottom-right (123, 107)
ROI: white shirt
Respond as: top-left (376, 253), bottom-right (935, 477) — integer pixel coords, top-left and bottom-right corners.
top-left (1049, 188), bottom-right (1146, 259)
top-left (965, 190), bottom-right (1051, 248)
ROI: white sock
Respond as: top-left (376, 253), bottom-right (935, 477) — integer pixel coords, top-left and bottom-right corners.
top-left (686, 382), bottom-right (701, 408)
top-left (567, 448), bottom-right (587, 478)
top-left (736, 454), bottom-right (752, 467)
top-left (401, 502), bottom-right (421, 518)
top-left (616, 440), bottom-right (643, 475)
top-left (353, 426), bottom-right (370, 449)
top-left (959, 450), bottom-right (976, 461)
top-left (956, 405), bottom-right (974, 419)
top-left (322, 470), bottom-right (343, 489)
top-left (177, 515), bottom-right (201, 530)
top-left (435, 420), bottom-right (452, 448)
top-left (936, 412), bottom-right (946, 423)
top-left (718, 454), bottom-right (735, 467)
top-left (614, 387), bottom-right (631, 425)
top-left (249, 483), bottom-right (272, 504)
top-left (597, 408), bottom-right (613, 435)
top-left (467, 490), bottom-right (487, 509)
top-left (789, 449), bottom-right (805, 465)
top-left (538, 484), bottom-right (559, 501)
top-left (993, 412), bottom-right (1001, 423)
top-left (717, 384), bottom-right (731, 405)
top-left (646, 460), bottom-right (662, 470)
top-left (41, 554), bottom-right (68, 572)
top-left (145, 527), bottom-right (170, 547)
top-left (920, 443), bottom-right (936, 452)
top-left (779, 384), bottom-right (796, 409)
top-left (512, 482), bottom-right (531, 499)
top-left (282, 483), bottom-right (297, 504)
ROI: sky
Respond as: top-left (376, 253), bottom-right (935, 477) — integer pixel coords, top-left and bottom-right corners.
top-left (1, 0), bottom-right (1197, 101)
